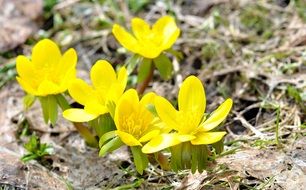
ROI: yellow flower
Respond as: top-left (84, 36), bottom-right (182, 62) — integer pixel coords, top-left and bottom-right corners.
top-left (16, 39), bottom-right (77, 96)
top-left (142, 76), bottom-right (233, 154)
top-left (114, 89), bottom-right (160, 146)
top-left (112, 15), bottom-right (180, 59)
top-left (63, 60), bottom-right (127, 122)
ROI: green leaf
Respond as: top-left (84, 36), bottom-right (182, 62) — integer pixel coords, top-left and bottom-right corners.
top-left (107, 138), bottom-right (124, 152)
top-left (88, 118), bottom-right (99, 131)
top-left (38, 97), bottom-right (49, 123)
top-left (88, 117), bottom-right (100, 130)
top-left (48, 95), bottom-right (58, 125)
top-left (55, 94), bottom-right (70, 110)
top-left (18, 120), bottom-right (31, 137)
top-left (137, 58), bottom-right (152, 82)
top-left (130, 146), bottom-right (148, 175)
top-left (21, 154), bottom-right (38, 162)
top-left (212, 138), bottom-right (224, 154)
top-left (198, 145), bottom-right (208, 173)
top-left (181, 142), bottom-right (191, 169)
top-left (24, 135), bottom-right (38, 152)
top-left (153, 54), bottom-right (173, 80)
top-left (23, 94), bottom-right (36, 110)
top-left (97, 114), bottom-right (116, 137)
top-left (21, 134), bottom-right (53, 162)
top-left (38, 95), bottom-right (58, 125)
top-left (191, 145), bottom-right (198, 174)
top-left (88, 113), bottom-right (115, 138)
top-left (99, 137), bottom-right (123, 157)
top-left (99, 131), bottom-right (116, 147)
top-left (166, 48), bottom-right (183, 60)
top-left (125, 54), bottom-right (142, 74)
top-left (170, 144), bottom-right (182, 172)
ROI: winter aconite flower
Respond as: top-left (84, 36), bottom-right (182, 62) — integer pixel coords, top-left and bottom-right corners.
top-left (114, 89), bottom-right (160, 146)
top-left (142, 76), bottom-right (233, 153)
top-left (98, 89), bottom-right (160, 174)
top-left (16, 39), bottom-right (77, 96)
top-left (63, 60), bottom-right (127, 122)
top-left (112, 15), bottom-right (180, 59)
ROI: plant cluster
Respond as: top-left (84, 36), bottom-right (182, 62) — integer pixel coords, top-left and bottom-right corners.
top-left (16, 16), bottom-right (232, 174)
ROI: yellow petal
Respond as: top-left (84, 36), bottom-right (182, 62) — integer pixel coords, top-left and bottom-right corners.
top-left (142, 133), bottom-right (183, 154)
top-left (31, 39), bottom-right (61, 69)
top-left (177, 134), bottom-right (196, 142)
top-left (116, 130), bottom-right (141, 146)
top-left (139, 129), bottom-right (160, 143)
top-left (117, 66), bottom-right (128, 91)
top-left (16, 76), bottom-right (37, 95)
top-left (37, 80), bottom-right (61, 96)
top-left (140, 92), bottom-right (156, 107)
top-left (152, 118), bottom-right (172, 133)
top-left (16, 55), bottom-right (42, 88)
top-left (131, 17), bottom-right (151, 40)
top-left (154, 96), bottom-right (180, 131)
top-left (106, 66), bottom-right (127, 103)
top-left (161, 28), bottom-right (180, 50)
top-left (63, 108), bottom-right (98, 122)
top-left (152, 16), bottom-right (180, 50)
top-left (56, 48), bottom-right (77, 79)
top-left (60, 67), bottom-right (77, 91)
top-left (117, 89), bottom-right (139, 108)
top-left (137, 43), bottom-right (162, 58)
top-left (152, 16), bottom-right (175, 34)
top-left (106, 84), bottom-right (124, 103)
top-left (179, 75), bottom-right (205, 114)
top-left (191, 131), bottom-right (226, 145)
top-left (16, 56), bottom-right (34, 78)
top-left (112, 24), bottom-right (139, 54)
top-left (68, 79), bottom-right (95, 105)
top-left (90, 60), bottom-right (116, 91)
top-left (114, 89), bottom-right (139, 131)
top-left (84, 100), bottom-right (108, 115)
top-left (200, 99), bottom-right (233, 132)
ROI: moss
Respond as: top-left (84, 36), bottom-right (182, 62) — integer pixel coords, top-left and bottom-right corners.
top-left (240, 5), bottom-right (273, 36)
top-left (294, 0), bottom-right (306, 22)
top-left (201, 42), bottom-right (220, 61)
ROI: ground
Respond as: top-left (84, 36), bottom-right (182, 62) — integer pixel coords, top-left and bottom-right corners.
top-left (0, 0), bottom-right (305, 189)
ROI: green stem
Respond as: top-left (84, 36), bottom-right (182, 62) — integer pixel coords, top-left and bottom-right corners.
top-left (73, 123), bottom-right (98, 148)
top-left (136, 63), bottom-right (154, 95)
top-left (154, 152), bottom-right (170, 170)
top-left (131, 146), bottom-right (149, 175)
top-left (55, 94), bottom-right (98, 148)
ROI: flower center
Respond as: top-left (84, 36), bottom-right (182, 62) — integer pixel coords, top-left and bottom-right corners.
top-left (120, 109), bottom-right (152, 139)
top-left (177, 110), bottom-right (202, 135)
top-left (137, 30), bottom-right (163, 47)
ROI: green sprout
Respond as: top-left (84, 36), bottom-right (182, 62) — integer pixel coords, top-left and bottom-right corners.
top-left (21, 134), bottom-right (53, 162)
